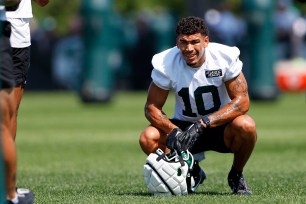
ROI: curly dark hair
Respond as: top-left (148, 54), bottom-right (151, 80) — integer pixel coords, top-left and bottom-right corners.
top-left (175, 16), bottom-right (209, 37)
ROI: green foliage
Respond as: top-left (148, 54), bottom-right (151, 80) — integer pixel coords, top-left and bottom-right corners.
top-left (32, 0), bottom-right (82, 35)
top-left (15, 91), bottom-right (306, 203)
top-left (114, 0), bottom-right (186, 15)
top-left (31, 0), bottom-right (306, 37)
top-left (32, 0), bottom-right (186, 36)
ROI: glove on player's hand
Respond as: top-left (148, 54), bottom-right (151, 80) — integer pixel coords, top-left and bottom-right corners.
top-left (179, 121), bottom-right (204, 151)
top-left (166, 128), bottom-right (184, 152)
top-left (166, 121), bottom-right (204, 152)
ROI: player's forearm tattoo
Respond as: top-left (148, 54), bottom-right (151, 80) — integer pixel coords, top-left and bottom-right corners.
top-left (210, 100), bottom-right (243, 125)
top-left (228, 100), bottom-right (243, 113)
top-left (209, 76), bottom-right (248, 125)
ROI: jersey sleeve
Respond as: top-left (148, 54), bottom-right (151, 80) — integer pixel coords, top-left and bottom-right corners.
top-left (151, 69), bottom-right (171, 90)
top-left (223, 46), bottom-right (243, 82)
top-left (150, 48), bottom-right (175, 90)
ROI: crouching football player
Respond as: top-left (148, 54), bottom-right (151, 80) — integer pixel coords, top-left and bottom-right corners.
top-left (139, 16), bottom-right (257, 195)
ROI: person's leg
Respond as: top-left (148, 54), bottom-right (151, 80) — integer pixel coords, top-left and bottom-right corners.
top-left (224, 115), bottom-right (257, 171)
top-left (224, 115), bottom-right (257, 195)
top-left (0, 89), bottom-right (17, 200)
top-left (0, 22), bottom-right (18, 201)
top-left (10, 85), bottom-right (23, 141)
top-left (10, 46), bottom-right (30, 141)
top-left (139, 126), bottom-right (167, 155)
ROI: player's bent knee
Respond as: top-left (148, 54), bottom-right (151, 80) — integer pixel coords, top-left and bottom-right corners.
top-left (139, 131), bottom-right (148, 148)
top-left (139, 127), bottom-right (162, 155)
top-left (232, 115), bottom-right (257, 140)
top-left (139, 128), bottom-right (156, 144)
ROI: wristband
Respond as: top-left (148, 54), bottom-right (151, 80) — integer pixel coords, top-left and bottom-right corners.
top-left (202, 116), bottom-right (210, 128)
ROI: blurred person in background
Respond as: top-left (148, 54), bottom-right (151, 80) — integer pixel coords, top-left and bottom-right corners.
top-left (129, 14), bottom-right (156, 90)
top-left (274, 0), bottom-right (303, 59)
top-left (52, 15), bottom-right (83, 91)
top-left (1, 1), bottom-right (36, 203)
top-left (139, 16), bottom-right (257, 195)
top-left (204, 2), bottom-right (246, 47)
top-left (28, 15), bottom-right (58, 90)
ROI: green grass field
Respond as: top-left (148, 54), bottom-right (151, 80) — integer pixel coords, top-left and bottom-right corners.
top-left (15, 91), bottom-right (306, 204)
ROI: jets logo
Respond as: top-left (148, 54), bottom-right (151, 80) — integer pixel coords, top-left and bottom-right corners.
top-left (205, 69), bottom-right (222, 78)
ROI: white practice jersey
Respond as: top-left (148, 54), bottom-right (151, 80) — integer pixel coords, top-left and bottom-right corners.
top-left (151, 42), bottom-right (243, 122)
top-left (6, 0), bottom-right (32, 48)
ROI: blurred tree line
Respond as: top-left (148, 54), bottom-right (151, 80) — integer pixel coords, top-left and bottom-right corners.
top-left (32, 0), bottom-right (306, 36)
top-left (32, 0), bottom-right (187, 36)
top-left (32, 1), bottom-right (82, 35)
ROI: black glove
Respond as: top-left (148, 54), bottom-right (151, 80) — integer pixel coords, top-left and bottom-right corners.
top-left (166, 128), bottom-right (184, 152)
top-left (166, 121), bottom-right (204, 152)
top-left (179, 121), bottom-right (204, 151)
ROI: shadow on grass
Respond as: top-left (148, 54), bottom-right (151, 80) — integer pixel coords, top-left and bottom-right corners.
top-left (195, 191), bottom-right (231, 196)
top-left (117, 191), bottom-right (231, 197)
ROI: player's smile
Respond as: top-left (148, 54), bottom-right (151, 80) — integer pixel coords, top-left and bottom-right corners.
top-left (184, 52), bottom-right (198, 65)
top-left (185, 52), bottom-right (196, 59)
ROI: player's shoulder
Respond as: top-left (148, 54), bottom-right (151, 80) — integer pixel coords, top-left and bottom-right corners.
top-left (207, 42), bottom-right (240, 63)
top-left (208, 42), bottom-right (240, 56)
top-left (152, 46), bottom-right (181, 70)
